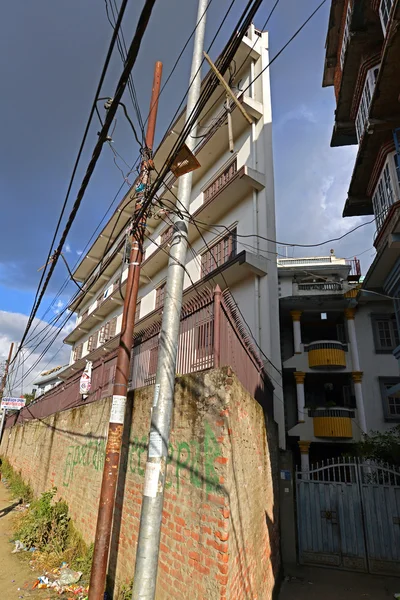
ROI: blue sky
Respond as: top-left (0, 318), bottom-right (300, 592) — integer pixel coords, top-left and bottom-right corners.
top-left (0, 0), bottom-right (376, 387)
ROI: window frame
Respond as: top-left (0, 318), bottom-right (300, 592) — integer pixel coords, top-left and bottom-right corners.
top-left (201, 228), bottom-right (237, 278)
top-left (355, 64), bottom-right (380, 143)
top-left (379, 376), bottom-right (400, 422)
top-left (372, 151), bottom-right (400, 233)
top-left (379, 0), bottom-right (395, 34)
top-left (340, 0), bottom-right (352, 70)
top-left (155, 282), bottom-right (166, 310)
top-left (371, 313), bottom-right (400, 353)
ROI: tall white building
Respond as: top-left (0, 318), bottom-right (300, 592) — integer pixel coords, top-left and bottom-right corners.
top-left (62, 26), bottom-right (285, 446)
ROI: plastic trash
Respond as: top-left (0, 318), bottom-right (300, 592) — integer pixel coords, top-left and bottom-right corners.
top-left (11, 540), bottom-right (27, 553)
top-left (53, 567), bottom-right (82, 586)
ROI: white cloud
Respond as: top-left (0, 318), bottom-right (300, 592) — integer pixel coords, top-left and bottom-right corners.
top-left (65, 243), bottom-right (71, 253)
top-left (0, 310), bottom-right (73, 396)
top-left (76, 250), bottom-right (83, 256)
top-left (276, 104), bottom-right (317, 129)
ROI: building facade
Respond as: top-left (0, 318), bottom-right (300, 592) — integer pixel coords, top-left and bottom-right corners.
top-left (62, 26), bottom-right (286, 446)
top-left (33, 365), bottom-right (69, 397)
top-left (279, 254), bottom-right (399, 468)
top-left (322, 0), bottom-right (400, 367)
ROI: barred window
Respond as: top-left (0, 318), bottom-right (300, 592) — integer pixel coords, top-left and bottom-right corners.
top-left (155, 283), bottom-right (166, 309)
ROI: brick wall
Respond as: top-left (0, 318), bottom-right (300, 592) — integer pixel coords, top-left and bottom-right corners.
top-left (0, 367), bottom-right (279, 599)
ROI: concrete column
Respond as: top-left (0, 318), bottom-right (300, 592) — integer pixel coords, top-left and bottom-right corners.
top-left (298, 440), bottom-right (311, 477)
top-left (294, 371), bottom-right (306, 423)
top-left (290, 310), bottom-right (302, 354)
top-left (345, 308), bottom-right (360, 371)
top-left (352, 371), bottom-right (367, 433)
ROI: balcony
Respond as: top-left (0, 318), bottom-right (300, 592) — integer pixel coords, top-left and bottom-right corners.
top-left (306, 341), bottom-right (347, 369)
top-left (310, 408), bottom-right (354, 438)
top-left (296, 282), bottom-right (343, 293)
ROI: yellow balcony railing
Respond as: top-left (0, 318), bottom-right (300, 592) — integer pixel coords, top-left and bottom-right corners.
top-left (311, 409), bottom-right (353, 438)
top-left (306, 341), bottom-right (347, 369)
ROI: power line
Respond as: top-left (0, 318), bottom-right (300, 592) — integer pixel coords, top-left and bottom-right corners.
top-left (25, 0), bottom-right (130, 339)
top-left (13, 0), bottom-right (157, 364)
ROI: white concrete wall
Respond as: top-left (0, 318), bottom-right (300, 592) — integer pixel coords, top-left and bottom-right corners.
top-left (68, 32), bottom-right (284, 445)
top-left (355, 303), bottom-right (399, 432)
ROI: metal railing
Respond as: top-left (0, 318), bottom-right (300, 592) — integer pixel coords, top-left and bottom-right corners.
top-left (130, 287), bottom-right (267, 403)
top-left (203, 158), bottom-right (237, 203)
top-left (8, 288), bottom-right (270, 429)
top-left (297, 282), bottom-right (343, 292)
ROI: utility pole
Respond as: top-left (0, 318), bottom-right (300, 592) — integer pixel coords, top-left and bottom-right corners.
top-left (0, 343), bottom-right (14, 444)
top-left (132, 2), bottom-right (208, 598)
top-left (88, 61), bottom-right (163, 600)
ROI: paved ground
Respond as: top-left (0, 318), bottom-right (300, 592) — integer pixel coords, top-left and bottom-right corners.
top-left (279, 565), bottom-right (400, 600)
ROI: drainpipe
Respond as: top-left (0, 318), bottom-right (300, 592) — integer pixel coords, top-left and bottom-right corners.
top-left (250, 57), bottom-right (261, 348)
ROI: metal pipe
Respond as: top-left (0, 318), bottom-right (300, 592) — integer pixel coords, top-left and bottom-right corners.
top-left (88, 61), bottom-right (163, 600)
top-left (132, 2), bottom-right (208, 597)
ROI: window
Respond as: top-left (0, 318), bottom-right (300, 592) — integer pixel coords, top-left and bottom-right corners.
top-left (201, 229), bottom-right (237, 277)
top-left (203, 159), bottom-right (237, 203)
top-left (160, 226), bottom-right (173, 245)
top-left (371, 314), bottom-right (400, 353)
top-left (379, 0), bottom-right (394, 34)
top-left (87, 334), bottom-right (94, 353)
top-left (135, 301), bottom-right (141, 323)
top-left (88, 330), bottom-right (99, 353)
top-left (108, 317), bottom-right (117, 340)
top-left (155, 283), bottom-right (166, 309)
top-left (340, 1), bottom-right (352, 70)
top-left (355, 65), bottom-right (380, 142)
top-left (379, 377), bottom-right (400, 421)
top-left (73, 343), bottom-right (83, 362)
top-left (372, 158), bottom-right (398, 232)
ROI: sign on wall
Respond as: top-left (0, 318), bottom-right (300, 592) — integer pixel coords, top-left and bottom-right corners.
top-left (1, 397), bottom-right (26, 410)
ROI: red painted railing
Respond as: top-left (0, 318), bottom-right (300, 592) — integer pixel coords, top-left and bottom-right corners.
top-left (5, 288), bottom-right (271, 429)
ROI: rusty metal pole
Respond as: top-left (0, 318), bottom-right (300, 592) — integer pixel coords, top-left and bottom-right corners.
top-left (89, 61), bottom-right (163, 600)
top-left (0, 343), bottom-right (15, 445)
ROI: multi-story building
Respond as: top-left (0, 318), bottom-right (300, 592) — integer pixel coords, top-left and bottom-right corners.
top-left (279, 254), bottom-right (399, 469)
top-left (32, 364), bottom-right (69, 397)
top-left (61, 26), bottom-right (286, 446)
top-left (322, 0), bottom-right (400, 366)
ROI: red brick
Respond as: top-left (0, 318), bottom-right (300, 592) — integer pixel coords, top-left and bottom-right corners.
top-left (216, 573), bottom-right (228, 585)
top-left (216, 456), bottom-right (228, 464)
top-left (207, 493), bottom-right (226, 506)
top-left (189, 551), bottom-right (201, 562)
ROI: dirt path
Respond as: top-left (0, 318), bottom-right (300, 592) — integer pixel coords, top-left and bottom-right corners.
top-left (0, 481), bottom-right (53, 599)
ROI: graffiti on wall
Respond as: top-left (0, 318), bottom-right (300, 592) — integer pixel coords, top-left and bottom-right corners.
top-left (63, 422), bottom-right (222, 494)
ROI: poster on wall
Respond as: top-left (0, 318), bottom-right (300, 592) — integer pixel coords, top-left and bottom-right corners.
top-left (79, 361), bottom-right (93, 399)
top-left (1, 397), bottom-right (26, 410)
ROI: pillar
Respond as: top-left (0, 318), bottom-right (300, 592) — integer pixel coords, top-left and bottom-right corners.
top-left (298, 440), bottom-right (311, 476)
top-left (345, 308), bottom-right (360, 371)
top-left (294, 371), bottom-right (306, 423)
top-left (290, 310), bottom-right (302, 354)
top-left (352, 371), bottom-right (367, 433)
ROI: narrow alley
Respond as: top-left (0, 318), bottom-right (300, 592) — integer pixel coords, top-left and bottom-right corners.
top-left (279, 565), bottom-right (400, 600)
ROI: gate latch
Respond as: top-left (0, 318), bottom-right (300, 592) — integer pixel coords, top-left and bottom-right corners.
top-left (321, 510), bottom-right (337, 524)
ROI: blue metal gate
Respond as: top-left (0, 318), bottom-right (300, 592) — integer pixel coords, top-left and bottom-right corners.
top-left (296, 458), bottom-right (400, 575)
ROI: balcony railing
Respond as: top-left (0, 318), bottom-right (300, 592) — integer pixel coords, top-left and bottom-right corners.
top-left (311, 408), bottom-right (354, 438)
top-left (131, 287), bottom-right (266, 402)
top-left (355, 64), bottom-right (380, 142)
top-left (305, 341), bottom-right (348, 369)
top-left (297, 282), bottom-right (343, 292)
top-left (11, 288), bottom-right (271, 428)
top-left (203, 158), bottom-right (237, 203)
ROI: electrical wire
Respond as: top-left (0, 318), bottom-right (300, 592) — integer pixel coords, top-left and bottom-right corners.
top-left (25, 0), bottom-right (130, 341)
top-left (13, 0), bottom-right (157, 364)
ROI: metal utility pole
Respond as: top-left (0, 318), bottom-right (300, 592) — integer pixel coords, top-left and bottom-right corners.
top-left (132, 2), bottom-right (208, 598)
top-left (88, 61), bottom-right (163, 600)
top-left (0, 343), bottom-right (14, 444)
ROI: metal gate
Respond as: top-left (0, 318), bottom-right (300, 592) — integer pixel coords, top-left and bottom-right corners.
top-left (296, 458), bottom-right (400, 575)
